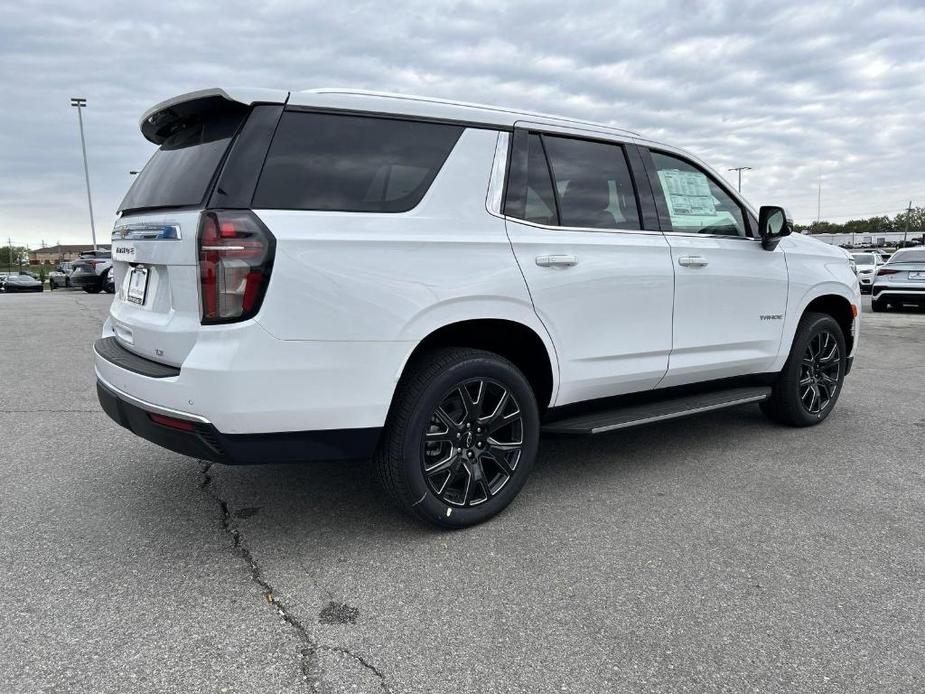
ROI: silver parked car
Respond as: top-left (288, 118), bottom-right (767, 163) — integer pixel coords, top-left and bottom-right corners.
top-left (871, 248), bottom-right (925, 311)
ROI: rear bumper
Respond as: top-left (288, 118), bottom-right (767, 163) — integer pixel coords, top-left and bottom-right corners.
top-left (872, 285), bottom-right (925, 304)
top-left (97, 377), bottom-right (380, 464)
top-left (70, 273), bottom-right (104, 289)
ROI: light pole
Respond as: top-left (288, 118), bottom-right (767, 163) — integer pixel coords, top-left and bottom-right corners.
top-left (70, 97), bottom-right (97, 250)
top-left (728, 166), bottom-right (751, 193)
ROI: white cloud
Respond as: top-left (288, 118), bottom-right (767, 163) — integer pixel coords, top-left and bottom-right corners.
top-left (1, 0), bottom-right (923, 246)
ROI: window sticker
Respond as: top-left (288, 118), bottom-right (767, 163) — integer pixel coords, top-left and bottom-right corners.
top-left (657, 169), bottom-right (716, 217)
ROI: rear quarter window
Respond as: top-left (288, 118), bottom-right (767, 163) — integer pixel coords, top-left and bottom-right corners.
top-left (252, 112), bottom-right (463, 213)
top-left (119, 106), bottom-right (246, 212)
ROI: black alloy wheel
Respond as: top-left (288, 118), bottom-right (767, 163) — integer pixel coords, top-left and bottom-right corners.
top-left (422, 378), bottom-right (524, 507)
top-left (798, 330), bottom-right (841, 415)
top-left (375, 347), bottom-right (539, 528)
top-left (760, 312), bottom-right (847, 427)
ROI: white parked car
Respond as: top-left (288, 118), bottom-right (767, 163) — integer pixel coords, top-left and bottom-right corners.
top-left (95, 88), bottom-right (861, 527)
top-left (871, 248), bottom-right (925, 311)
top-left (848, 251), bottom-right (883, 293)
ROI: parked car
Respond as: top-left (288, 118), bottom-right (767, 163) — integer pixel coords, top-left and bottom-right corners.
top-left (49, 262), bottom-right (74, 289)
top-left (0, 273), bottom-right (43, 293)
top-left (70, 251), bottom-right (114, 293)
top-left (849, 251), bottom-right (883, 293)
top-left (871, 248), bottom-right (925, 311)
top-left (95, 88), bottom-right (860, 528)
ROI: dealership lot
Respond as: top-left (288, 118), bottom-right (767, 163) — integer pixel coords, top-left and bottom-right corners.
top-left (1, 292), bottom-right (923, 693)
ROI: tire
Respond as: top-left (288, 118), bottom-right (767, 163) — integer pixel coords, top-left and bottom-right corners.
top-left (375, 347), bottom-right (540, 529)
top-left (83, 285), bottom-right (102, 294)
top-left (760, 312), bottom-right (847, 427)
top-left (871, 298), bottom-right (885, 312)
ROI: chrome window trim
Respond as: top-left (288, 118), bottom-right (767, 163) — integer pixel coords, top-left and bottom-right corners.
top-left (660, 230), bottom-right (762, 242)
top-left (486, 131), bottom-right (509, 216)
top-left (502, 216), bottom-right (664, 237)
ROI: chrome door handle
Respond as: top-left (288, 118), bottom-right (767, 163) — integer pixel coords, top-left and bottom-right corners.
top-left (535, 255), bottom-right (578, 268)
top-left (678, 255), bottom-right (708, 268)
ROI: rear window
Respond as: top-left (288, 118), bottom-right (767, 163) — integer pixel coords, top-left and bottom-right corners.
top-left (252, 112), bottom-right (463, 212)
top-left (888, 249), bottom-right (925, 263)
top-left (119, 109), bottom-right (246, 212)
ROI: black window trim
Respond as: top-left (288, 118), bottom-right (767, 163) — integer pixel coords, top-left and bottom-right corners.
top-left (639, 146), bottom-right (758, 241)
top-left (283, 104), bottom-right (513, 132)
top-left (500, 126), bottom-right (656, 235)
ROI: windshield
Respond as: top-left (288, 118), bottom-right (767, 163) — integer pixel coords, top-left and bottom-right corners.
top-left (851, 253), bottom-right (875, 264)
top-left (887, 249), bottom-right (925, 264)
top-left (119, 108), bottom-right (246, 212)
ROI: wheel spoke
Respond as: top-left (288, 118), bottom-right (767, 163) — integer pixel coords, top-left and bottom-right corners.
top-left (434, 406), bottom-right (460, 430)
top-left (421, 377), bottom-right (524, 507)
top-left (424, 450), bottom-right (457, 474)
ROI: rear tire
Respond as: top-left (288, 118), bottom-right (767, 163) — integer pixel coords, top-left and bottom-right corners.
top-left (760, 312), bottom-right (846, 427)
top-left (83, 285), bottom-right (102, 294)
top-left (374, 347), bottom-right (539, 528)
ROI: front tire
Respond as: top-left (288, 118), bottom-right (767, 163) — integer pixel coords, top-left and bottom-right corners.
top-left (375, 348), bottom-right (540, 528)
top-left (761, 312), bottom-right (846, 427)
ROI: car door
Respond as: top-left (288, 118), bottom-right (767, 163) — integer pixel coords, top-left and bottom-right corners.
top-left (501, 126), bottom-right (674, 406)
top-left (639, 146), bottom-right (789, 387)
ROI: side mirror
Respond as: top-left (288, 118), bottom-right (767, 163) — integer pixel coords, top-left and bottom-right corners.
top-left (758, 206), bottom-right (793, 250)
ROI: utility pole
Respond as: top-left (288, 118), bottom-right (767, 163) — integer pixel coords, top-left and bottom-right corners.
top-left (70, 97), bottom-right (97, 250)
top-left (903, 200), bottom-right (913, 246)
top-left (7, 237), bottom-right (12, 275)
top-left (816, 170), bottom-right (822, 224)
top-left (728, 166), bottom-right (751, 193)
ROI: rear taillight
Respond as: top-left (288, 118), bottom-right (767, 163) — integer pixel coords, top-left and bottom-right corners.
top-left (197, 210), bottom-right (275, 324)
top-left (876, 268), bottom-right (900, 276)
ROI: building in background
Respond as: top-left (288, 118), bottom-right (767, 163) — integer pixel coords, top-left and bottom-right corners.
top-left (30, 244), bottom-right (111, 265)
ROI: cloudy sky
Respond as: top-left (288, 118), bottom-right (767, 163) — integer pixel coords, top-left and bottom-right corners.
top-left (1, 0), bottom-right (923, 248)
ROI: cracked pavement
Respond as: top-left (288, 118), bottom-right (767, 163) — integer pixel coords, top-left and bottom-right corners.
top-left (1, 291), bottom-right (923, 693)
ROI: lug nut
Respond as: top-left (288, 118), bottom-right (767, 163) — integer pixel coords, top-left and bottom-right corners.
top-left (466, 423), bottom-right (471, 429)
top-left (467, 451), bottom-right (473, 458)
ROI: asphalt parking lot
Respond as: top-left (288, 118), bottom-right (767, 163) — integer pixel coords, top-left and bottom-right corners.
top-left (1, 292), bottom-right (923, 693)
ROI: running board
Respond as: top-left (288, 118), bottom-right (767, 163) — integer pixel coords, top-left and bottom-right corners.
top-left (542, 386), bottom-right (772, 435)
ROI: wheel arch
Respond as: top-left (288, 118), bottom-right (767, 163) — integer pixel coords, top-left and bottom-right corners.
top-left (396, 318), bottom-right (558, 412)
top-left (799, 291), bottom-right (857, 356)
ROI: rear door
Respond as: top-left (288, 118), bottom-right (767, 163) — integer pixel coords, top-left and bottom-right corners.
top-left (503, 125), bottom-right (674, 405)
top-left (109, 98), bottom-right (283, 366)
top-left (639, 146), bottom-right (789, 387)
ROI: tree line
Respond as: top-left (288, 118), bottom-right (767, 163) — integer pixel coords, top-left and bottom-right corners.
top-left (794, 206), bottom-right (925, 235)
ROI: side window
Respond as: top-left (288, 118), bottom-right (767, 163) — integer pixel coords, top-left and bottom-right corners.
top-left (253, 112), bottom-right (463, 213)
top-left (523, 134), bottom-right (558, 225)
top-left (542, 136), bottom-right (641, 230)
top-left (650, 151), bottom-right (747, 237)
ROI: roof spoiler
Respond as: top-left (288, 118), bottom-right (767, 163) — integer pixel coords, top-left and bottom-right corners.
top-left (140, 88), bottom-right (289, 144)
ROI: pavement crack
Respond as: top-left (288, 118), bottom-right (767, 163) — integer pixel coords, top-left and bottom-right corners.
top-left (307, 645), bottom-right (392, 693)
top-left (198, 462), bottom-right (390, 693)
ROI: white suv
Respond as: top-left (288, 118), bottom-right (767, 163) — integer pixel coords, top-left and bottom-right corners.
top-left (95, 88), bottom-right (860, 527)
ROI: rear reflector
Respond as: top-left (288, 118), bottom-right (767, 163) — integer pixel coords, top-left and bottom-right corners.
top-left (149, 413), bottom-right (195, 431)
top-left (198, 210), bottom-right (275, 324)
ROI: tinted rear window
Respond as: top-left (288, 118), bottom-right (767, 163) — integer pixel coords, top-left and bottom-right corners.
top-left (252, 112), bottom-right (463, 212)
top-left (888, 250), bottom-right (925, 263)
top-left (119, 109), bottom-right (246, 212)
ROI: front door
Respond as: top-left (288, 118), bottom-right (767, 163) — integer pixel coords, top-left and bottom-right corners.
top-left (641, 148), bottom-right (789, 387)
